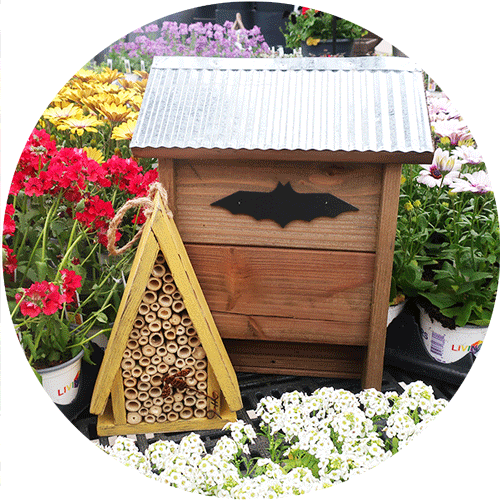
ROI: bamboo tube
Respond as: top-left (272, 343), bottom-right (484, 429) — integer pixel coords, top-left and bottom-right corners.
top-left (130, 328), bottom-right (140, 340)
top-left (172, 300), bottom-right (184, 314)
top-left (186, 356), bottom-right (196, 366)
top-left (170, 314), bottom-right (181, 326)
top-left (158, 296), bottom-right (174, 311)
top-left (177, 335), bottom-right (188, 346)
top-left (164, 396), bottom-right (174, 405)
top-left (183, 366), bottom-right (195, 377)
top-left (143, 398), bottom-right (153, 408)
top-left (195, 370), bottom-right (208, 382)
top-left (138, 303), bottom-right (150, 315)
top-left (186, 388), bottom-right (197, 396)
top-left (139, 407), bottom-right (149, 417)
top-left (177, 345), bottom-right (192, 359)
top-left (150, 302), bottom-right (160, 312)
top-left (138, 391), bottom-right (149, 402)
top-left (153, 397), bottom-right (164, 406)
top-left (138, 356), bottom-right (151, 367)
top-left (173, 401), bottom-right (184, 413)
top-left (137, 381), bottom-right (151, 392)
top-left (131, 365), bottom-right (143, 378)
top-left (175, 358), bottom-right (186, 369)
top-left (149, 332), bottom-right (163, 347)
top-left (157, 306), bottom-right (172, 319)
top-left (197, 381), bottom-right (207, 392)
top-left (188, 336), bottom-right (201, 348)
top-left (152, 264), bottom-right (166, 278)
top-left (144, 312), bottom-right (157, 324)
top-left (194, 408), bottom-right (207, 418)
top-left (147, 277), bottom-right (162, 291)
top-left (144, 414), bottom-right (156, 424)
top-left (149, 405), bottom-right (162, 417)
top-left (149, 319), bottom-right (162, 332)
top-left (127, 339), bottom-right (139, 350)
top-left (157, 362), bottom-right (169, 374)
top-left (142, 290), bottom-right (157, 305)
top-left (180, 407), bottom-right (193, 420)
top-left (145, 364), bottom-right (157, 375)
top-left (186, 326), bottom-right (197, 337)
top-left (139, 330), bottom-right (150, 341)
top-left (165, 330), bottom-right (176, 341)
top-left (122, 369), bottom-right (132, 379)
top-left (167, 411), bottom-right (179, 422)
top-left (127, 413), bottom-right (142, 424)
top-left (180, 313), bottom-right (192, 327)
top-left (123, 377), bottom-right (137, 388)
top-left (195, 359), bottom-right (207, 371)
top-left (166, 341), bottom-right (178, 354)
top-left (192, 346), bottom-right (206, 360)
top-left (151, 355), bottom-right (162, 365)
top-left (124, 388), bottom-right (138, 400)
top-left (184, 395), bottom-right (196, 407)
top-left (157, 413), bottom-right (167, 423)
top-left (131, 349), bottom-right (142, 361)
top-left (121, 358), bottom-right (135, 371)
top-left (168, 366), bottom-right (179, 376)
top-left (122, 349), bottom-right (132, 359)
top-left (172, 291), bottom-right (182, 301)
top-left (195, 398), bottom-right (207, 409)
top-left (175, 325), bottom-right (186, 336)
top-left (134, 317), bottom-right (145, 329)
top-left (173, 392), bottom-right (184, 402)
top-left (156, 346), bottom-right (167, 357)
top-left (186, 377), bottom-right (197, 388)
top-left (125, 399), bottom-right (140, 412)
top-left (150, 374), bottom-right (163, 387)
top-left (142, 345), bottom-right (156, 357)
top-left (163, 272), bottom-right (174, 284)
top-left (140, 373), bottom-right (151, 383)
top-left (163, 353), bottom-right (176, 365)
top-left (162, 283), bottom-right (176, 296)
top-left (163, 403), bottom-right (173, 413)
top-left (149, 386), bottom-right (162, 398)
top-left (156, 254), bottom-right (165, 264)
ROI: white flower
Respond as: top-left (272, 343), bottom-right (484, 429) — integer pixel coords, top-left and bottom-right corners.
top-left (451, 145), bottom-right (483, 165)
top-left (417, 148), bottom-right (461, 187)
top-left (450, 170), bottom-right (492, 194)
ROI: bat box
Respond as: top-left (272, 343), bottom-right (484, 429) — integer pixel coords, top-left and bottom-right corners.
top-left (131, 57), bottom-right (434, 390)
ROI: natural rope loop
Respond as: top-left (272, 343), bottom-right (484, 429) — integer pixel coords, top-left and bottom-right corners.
top-left (107, 182), bottom-right (173, 256)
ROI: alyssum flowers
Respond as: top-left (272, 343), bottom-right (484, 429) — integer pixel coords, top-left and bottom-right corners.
top-left (98, 381), bottom-right (447, 498)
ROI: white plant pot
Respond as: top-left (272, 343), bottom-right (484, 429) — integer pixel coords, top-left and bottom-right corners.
top-left (387, 300), bottom-right (406, 327)
top-left (418, 306), bottom-right (487, 364)
top-left (37, 350), bottom-right (84, 405)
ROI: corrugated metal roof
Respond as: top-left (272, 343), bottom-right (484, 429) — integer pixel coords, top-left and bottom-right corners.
top-left (131, 56), bottom-right (433, 157)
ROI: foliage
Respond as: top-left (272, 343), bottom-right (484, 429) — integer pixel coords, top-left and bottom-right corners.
top-left (282, 8), bottom-right (367, 49)
top-left (97, 381), bottom-right (447, 497)
top-left (107, 20), bottom-right (271, 73)
top-left (392, 95), bottom-right (499, 326)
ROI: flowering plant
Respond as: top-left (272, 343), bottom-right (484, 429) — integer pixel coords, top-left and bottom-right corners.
top-left (392, 95), bottom-right (499, 326)
top-left (3, 127), bottom-right (157, 370)
top-left (282, 8), bottom-right (367, 49)
top-left (108, 20), bottom-right (271, 73)
top-left (97, 381), bottom-right (447, 497)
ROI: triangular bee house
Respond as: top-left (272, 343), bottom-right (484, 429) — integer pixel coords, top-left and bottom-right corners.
top-left (90, 192), bottom-right (242, 436)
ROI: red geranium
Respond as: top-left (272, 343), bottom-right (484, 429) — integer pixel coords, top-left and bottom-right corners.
top-left (3, 204), bottom-right (16, 236)
top-left (2, 244), bottom-right (17, 276)
top-left (15, 281), bottom-right (64, 318)
top-left (60, 269), bottom-right (83, 304)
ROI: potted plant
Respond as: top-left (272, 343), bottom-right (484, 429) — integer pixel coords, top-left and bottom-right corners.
top-left (3, 125), bottom-right (158, 403)
top-left (281, 7), bottom-right (367, 57)
top-left (394, 113), bottom-right (499, 362)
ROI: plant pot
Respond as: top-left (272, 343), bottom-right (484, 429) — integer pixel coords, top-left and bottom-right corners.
top-left (387, 299), bottom-right (406, 327)
top-left (37, 350), bottom-right (84, 405)
top-left (418, 305), bottom-right (487, 364)
top-left (300, 39), bottom-right (354, 57)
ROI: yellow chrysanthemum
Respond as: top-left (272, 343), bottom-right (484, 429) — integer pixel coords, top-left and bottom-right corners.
top-left (74, 69), bottom-right (96, 82)
top-left (82, 147), bottom-right (105, 164)
top-left (95, 68), bottom-right (123, 84)
top-left (132, 79), bottom-right (148, 94)
top-left (97, 102), bottom-right (132, 123)
top-left (306, 37), bottom-right (321, 46)
top-left (64, 83), bottom-right (96, 103)
top-left (111, 119), bottom-right (137, 141)
top-left (57, 114), bottom-right (104, 136)
top-left (43, 103), bottom-right (81, 126)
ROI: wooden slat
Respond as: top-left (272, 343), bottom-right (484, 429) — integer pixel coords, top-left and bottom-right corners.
top-left (362, 164), bottom-right (402, 390)
top-left (224, 339), bottom-right (364, 378)
top-left (151, 195), bottom-right (242, 412)
top-left (110, 372), bottom-right (127, 425)
top-left (158, 158), bottom-right (176, 217)
top-left (185, 244), bottom-right (375, 323)
top-left (90, 229), bottom-right (159, 415)
top-left (174, 159), bottom-right (382, 252)
top-left (212, 311), bottom-right (369, 345)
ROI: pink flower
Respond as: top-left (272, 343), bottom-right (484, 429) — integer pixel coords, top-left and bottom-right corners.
top-left (450, 171), bottom-right (492, 194)
top-left (432, 119), bottom-right (472, 145)
top-left (451, 145), bottom-right (483, 165)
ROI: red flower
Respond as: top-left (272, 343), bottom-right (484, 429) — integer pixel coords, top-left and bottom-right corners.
top-left (15, 280), bottom-right (64, 318)
top-left (2, 244), bottom-right (17, 276)
top-left (301, 7), bottom-right (310, 15)
top-left (3, 204), bottom-right (16, 236)
top-left (60, 269), bottom-right (82, 304)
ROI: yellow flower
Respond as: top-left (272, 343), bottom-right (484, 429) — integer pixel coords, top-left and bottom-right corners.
top-left (57, 114), bottom-right (104, 136)
top-left (400, 175), bottom-right (406, 185)
top-left (43, 103), bottom-right (80, 126)
top-left (133, 70), bottom-right (149, 80)
top-left (413, 199), bottom-right (422, 208)
top-left (96, 68), bottom-right (123, 84)
top-left (74, 69), bottom-right (96, 82)
top-left (82, 147), bottom-right (105, 164)
top-left (306, 37), bottom-right (321, 46)
top-left (404, 201), bottom-right (413, 212)
top-left (97, 102), bottom-right (132, 123)
top-left (439, 136), bottom-right (451, 145)
top-left (111, 119), bottom-right (137, 141)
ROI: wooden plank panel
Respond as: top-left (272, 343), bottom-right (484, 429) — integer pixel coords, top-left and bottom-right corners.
top-left (224, 339), bottom-right (364, 378)
top-left (212, 311), bottom-right (369, 345)
top-left (362, 164), bottom-right (402, 390)
top-left (110, 372), bottom-right (126, 425)
top-left (185, 244), bottom-right (375, 323)
top-left (174, 159), bottom-right (382, 252)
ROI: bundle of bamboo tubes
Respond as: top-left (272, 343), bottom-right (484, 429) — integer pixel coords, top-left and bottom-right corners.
top-left (121, 252), bottom-right (209, 425)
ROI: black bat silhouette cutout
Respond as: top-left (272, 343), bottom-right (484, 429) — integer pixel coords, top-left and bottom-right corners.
top-left (211, 181), bottom-right (359, 228)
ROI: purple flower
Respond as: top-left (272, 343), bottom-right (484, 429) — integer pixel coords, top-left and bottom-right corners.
top-left (145, 23), bottom-right (159, 33)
